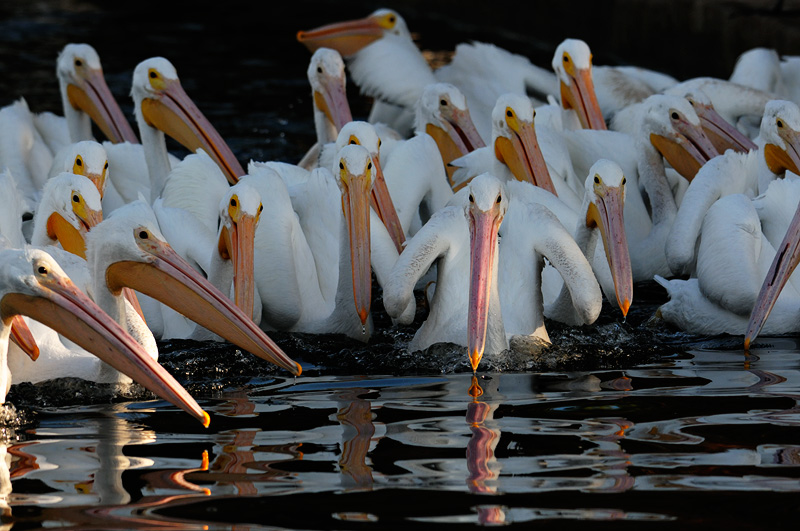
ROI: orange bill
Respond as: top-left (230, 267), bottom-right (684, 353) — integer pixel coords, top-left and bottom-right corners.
top-left (140, 78), bottom-right (245, 184)
top-left (67, 68), bottom-right (139, 144)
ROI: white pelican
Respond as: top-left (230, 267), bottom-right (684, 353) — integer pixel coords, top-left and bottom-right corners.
top-left (297, 8), bottom-right (437, 137)
top-left (728, 48), bottom-right (800, 107)
top-left (0, 246), bottom-right (208, 426)
top-left (509, 160), bottom-right (633, 323)
top-left (123, 57), bottom-right (245, 204)
top-left (271, 145), bottom-right (415, 341)
top-left (557, 94), bottom-right (720, 281)
top-left (0, 44), bottom-right (137, 212)
top-left (746, 180), bottom-right (800, 348)
top-left (298, 47), bottom-right (353, 170)
top-left (84, 200), bottom-right (301, 375)
top-left (450, 93), bottom-right (582, 210)
top-left (382, 173), bottom-right (599, 371)
top-left (657, 181), bottom-right (800, 338)
top-left (666, 100), bottom-right (800, 277)
top-left (414, 82), bottom-right (486, 186)
top-left (154, 149), bottom-right (262, 332)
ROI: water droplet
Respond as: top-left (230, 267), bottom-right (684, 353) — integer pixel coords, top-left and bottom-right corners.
top-left (361, 325), bottom-right (366, 335)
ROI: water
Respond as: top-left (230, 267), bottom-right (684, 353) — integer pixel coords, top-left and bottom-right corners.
top-left (1, 0), bottom-right (799, 528)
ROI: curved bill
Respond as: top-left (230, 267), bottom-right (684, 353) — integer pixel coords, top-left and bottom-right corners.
top-left (494, 121), bottom-right (557, 195)
top-left (297, 16), bottom-right (384, 56)
top-left (140, 78), bottom-right (245, 185)
top-left (315, 74), bottom-right (353, 133)
top-left (560, 67), bottom-right (607, 130)
top-left (9, 315), bottom-right (39, 361)
top-left (67, 68), bottom-right (139, 144)
top-left (467, 205), bottom-right (503, 372)
top-left (218, 213), bottom-right (258, 322)
top-left (744, 202), bottom-right (800, 350)
top-left (694, 102), bottom-right (757, 154)
top-left (586, 186), bottom-right (633, 316)
top-left (764, 125), bottom-right (800, 177)
top-left (370, 159), bottom-right (405, 254)
top-left (341, 168), bottom-right (373, 326)
top-left (0, 270), bottom-right (208, 426)
top-left (104, 236), bottom-right (301, 376)
top-left (649, 119), bottom-right (719, 181)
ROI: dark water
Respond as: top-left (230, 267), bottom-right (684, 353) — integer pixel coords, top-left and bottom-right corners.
top-left (1, 0), bottom-right (800, 528)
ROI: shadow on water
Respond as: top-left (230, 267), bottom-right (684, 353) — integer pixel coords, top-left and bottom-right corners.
top-left (1, 0), bottom-right (800, 528)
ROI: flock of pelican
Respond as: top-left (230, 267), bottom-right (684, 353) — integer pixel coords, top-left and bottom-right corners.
top-left (1, 8), bottom-right (799, 425)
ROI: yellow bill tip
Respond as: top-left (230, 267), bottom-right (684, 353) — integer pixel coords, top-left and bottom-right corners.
top-left (469, 348), bottom-right (482, 372)
top-left (620, 298), bottom-right (631, 317)
top-left (202, 411), bottom-right (211, 428)
top-left (744, 337), bottom-right (751, 352)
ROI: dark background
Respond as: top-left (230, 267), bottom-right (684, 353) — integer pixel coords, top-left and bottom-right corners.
top-left (0, 0), bottom-right (798, 165)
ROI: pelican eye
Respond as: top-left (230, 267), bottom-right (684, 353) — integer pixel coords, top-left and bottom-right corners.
top-left (563, 54), bottom-right (569, 63)
top-left (388, 15), bottom-right (396, 23)
top-left (367, 161), bottom-right (373, 170)
top-left (440, 99), bottom-right (447, 106)
top-left (75, 157), bottom-right (82, 167)
top-left (37, 265), bottom-right (48, 275)
top-left (469, 194), bottom-right (474, 203)
top-left (777, 119), bottom-right (784, 128)
top-left (230, 198), bottom-right (237, 207)
top-left (496, 194), bottom-right (502, 204)
top-left (506, 110), bottom-right (513, 118)
top-left (317, 66), bottom-right (322, 74)
top-left (594, 175), bottom-right (601, 184)
top-left (671, 112), bottom-right (679, 120)
top-left (621, 177), bottom-right (626, 185)
top-left (104, 161), bottom-right (109, 170)
top-left (139, 230), bottom-right (148, 239)
top-left (258, 204), bottom-right (263, 213)
top-left (74, 59), bottom-right (82, 67)
top-left (72, 194), bottom-right (80, 203)
top-left (349, 139), bottom-right (357, 145)
top-left (149, 70), bottom-right (157, 79)
top-left (378, 139), bottom-right (381, 148)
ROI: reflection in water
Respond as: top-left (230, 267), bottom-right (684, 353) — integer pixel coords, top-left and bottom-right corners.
top-left (6, 351), bottom-right (800, 528)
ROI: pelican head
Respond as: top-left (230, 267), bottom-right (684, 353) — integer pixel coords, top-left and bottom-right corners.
top-left (85, 201), bottom-right (301, 375)
top-left (52, 140), bottom-right (110, 198)
top-left (641, 94), bottom-right (720, 180)
top-left (335, 122), bottom-right (405, 253)
top-left (56, 43), bottom-right (138, 144)
top-left (760, 100), bottom-right (800, 177)
top-left (584, 160), bottom-right (633, 317)
top-left (0, 247), bottom-right (208, 425)
top-left (491, 94), bottom-right (556, 195)
top-left (32, 172), bottom-right (103, 259)
top-left (131, 57), bottom-right (245, 185)
top-left (297, 8), bottom-right (410, 57)
top-left (680, 90), bottom-right (758, 154)
top-left (551, 39), bottom-right (607, 130)
top-left (218, 181), bottom-right (262, 322)
top-left (334, 144), bottom-right (375, 326)
top-left (308, 47), bottom-right (353, 136)
top-left (416, 82), bottom-right (485, 167)
top-left (464, 173), bottom-right (508, 372)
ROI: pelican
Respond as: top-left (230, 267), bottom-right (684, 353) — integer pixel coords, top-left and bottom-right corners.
top-left (84, 200), bottom-right (301, 375)
top-left (511, 160), bottom-right (633, 324)
top-left (557, 94), bottom-right (720, 281)
top-left (382, 173), bottom-right (599, 371)
top-left (269, 145), bottom-right (415, 341)
top-left (117, 56), bottom-right (245, 205)
top-left (414, 82), bottom-right (486, 186)
top-left (657, 180), bottom-right (800, 338)
top-left (666, 100), bottom-right (800, 277)
top-left (0, 246), bottom-right (208, 426)
top-left (746, 180), bottom-right (800, 348)
top-left (153, 149), bottom-right (262, 333)
top-left (550, 39), bottom-right (608, 131)
top-left (728, 48), bottom-right (800, 107)
top-left (0, 44), bottom-right (137, 212)
top-left (298, 47), bottom-right (353, 170)
top-left (450, 93), bottom-right (582, 210)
